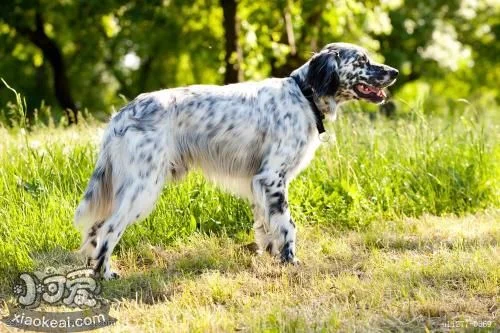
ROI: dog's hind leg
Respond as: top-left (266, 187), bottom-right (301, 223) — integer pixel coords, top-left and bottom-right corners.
top-left (92, 171), bottom-right (168, 280)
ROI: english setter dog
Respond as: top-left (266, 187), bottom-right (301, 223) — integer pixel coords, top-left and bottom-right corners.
top-left (75, 42), bottom-right (398, 279)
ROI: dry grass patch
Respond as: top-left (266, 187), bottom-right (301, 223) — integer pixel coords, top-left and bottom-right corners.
top-left (1, 211), bottom-right (498, 332)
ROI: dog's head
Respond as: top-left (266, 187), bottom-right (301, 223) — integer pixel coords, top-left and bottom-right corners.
top-left (305, 42), bottom-right (398, 104)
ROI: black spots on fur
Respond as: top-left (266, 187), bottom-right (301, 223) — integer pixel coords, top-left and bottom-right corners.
top-left (281, 227), bottom-right (288, 240)
top-left (130, 123), bottom-right (150, 133)
top-left (207, 128), bottom-right (219, 140)
top-left (275, 119), bottom-right (282, 130)
top-left (289, 219), bottom-right (296, 228)
top-left (91, 165), bottom-right (106, 183)
top-left (94, 240), bottom-right (108, 273)
top-left (265, 98), bottom-right (277, 113)
top-left (113, 128), bottom-right (125, 137)
top-left (269, 191), bottom-right (288, 216)
top-left (266, 242), bottom-right (273, 254)
top-left (136, 213), bottom-right (140, 219)
top-left (146, 154), bottom-right (153, 163)
top-left (130, 185), bottom-right (144, 206)
top-left (96, 240), bottom-right (108, 262)
top-left (137, 138), bottom-right (153, 150)
top-left (281, 241), bottom-right (294, 262)
top-left (260, 130), bottom-right (267, 143)
top-left (115, 183), bottom-right (126, 198)
top-left (345, 72), bottom-right (356, 81)
top-left (170, 167), bottom-right (178, 178)
top-left (90, 239), bottom-right (97, 248)
top-left (288, 86), bottom-right (303, 104)
top-left (84, 189), bottom-right (93, 200)
top-left (89, 221), bottom-right (104, 238)
top-left (113, 110), bottom-right (125, 122)
top-left (135, 99), bottom-right (159, 121)
top-left (271, 191), bottom-right (283, 198)
top-left (107, 224), bottom-right (114, 234)
top-left (220, 114), bottom-right (227, 124)
top-left (207, 99), bottom-right (216, 111)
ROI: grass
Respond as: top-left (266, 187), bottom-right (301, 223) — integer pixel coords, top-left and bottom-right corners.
top-left (1, 212), bottom-right (498, 331)
top-left (0, 94), bottom-right (499, 331)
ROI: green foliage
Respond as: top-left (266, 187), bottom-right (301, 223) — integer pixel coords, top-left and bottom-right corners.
top-left (0, 0), bottom-right (499, 120)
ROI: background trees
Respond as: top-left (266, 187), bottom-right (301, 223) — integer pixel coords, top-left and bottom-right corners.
top-left (0, 0), bottom-right (498, 123)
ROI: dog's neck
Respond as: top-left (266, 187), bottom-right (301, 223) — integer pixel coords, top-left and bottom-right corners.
top-left (290, 63), bottom-right (339, 132)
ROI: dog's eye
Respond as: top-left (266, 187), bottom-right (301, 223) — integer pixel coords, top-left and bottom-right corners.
top-left (359, 55), bottom-right (368, 64)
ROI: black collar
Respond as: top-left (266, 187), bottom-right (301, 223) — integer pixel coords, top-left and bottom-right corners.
top-left (290, 75), bottom-right (325, 134)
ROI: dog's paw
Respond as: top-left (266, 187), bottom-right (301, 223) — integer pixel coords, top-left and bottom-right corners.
top-left (102, 271), bottom-right (120, 280)
top-left (280, 242), bottom-right (298, 264)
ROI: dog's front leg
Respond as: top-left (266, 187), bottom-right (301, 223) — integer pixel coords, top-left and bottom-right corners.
top-left (252, 171), bottom-right (298, 264)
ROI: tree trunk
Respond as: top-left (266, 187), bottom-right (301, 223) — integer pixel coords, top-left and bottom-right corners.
top-left (220, 0), bottom-right (242, 84)
top-left (21, 12), bottom-right (78, 124)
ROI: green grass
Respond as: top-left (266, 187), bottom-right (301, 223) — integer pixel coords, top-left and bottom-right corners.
top-left (0, 96), bottom-right (499, 331)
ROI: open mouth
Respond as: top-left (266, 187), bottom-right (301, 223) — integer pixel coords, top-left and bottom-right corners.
top-left (354, 83), bottom-right (388, 103)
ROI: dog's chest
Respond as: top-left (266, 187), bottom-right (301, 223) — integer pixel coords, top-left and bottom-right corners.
top-left (285, 131), bottom-right (321, 180)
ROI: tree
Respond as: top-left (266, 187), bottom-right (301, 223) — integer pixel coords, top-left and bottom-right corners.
top-left (17, 11), bottom-right (78, 123)
top-left (220, 0), bottom-right (242, 84)
top-left (0, 2), bottom-right (79, 123)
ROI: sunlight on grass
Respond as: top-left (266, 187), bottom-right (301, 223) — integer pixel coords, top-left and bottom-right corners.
top-left (0, 107), bottom-right (499, 331)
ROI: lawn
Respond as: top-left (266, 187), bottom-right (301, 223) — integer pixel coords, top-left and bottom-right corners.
top-left (0, 106), bottom-right (498, 331)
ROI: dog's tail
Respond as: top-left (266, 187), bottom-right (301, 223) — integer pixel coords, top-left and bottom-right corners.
top-left (74, 150), bottom-right (114, 236)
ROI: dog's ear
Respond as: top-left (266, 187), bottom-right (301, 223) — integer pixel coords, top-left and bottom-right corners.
top-left (306, 51), bottom-right (340, 97)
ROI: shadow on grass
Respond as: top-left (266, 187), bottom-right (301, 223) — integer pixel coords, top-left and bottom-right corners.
top-left (100, 241), bottom-right (261, 304)
top-left (8, 240), bottom-right (258, 305)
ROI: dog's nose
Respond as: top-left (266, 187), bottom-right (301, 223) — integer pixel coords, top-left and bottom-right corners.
top-left (389, 69), bottom-right (399, 79)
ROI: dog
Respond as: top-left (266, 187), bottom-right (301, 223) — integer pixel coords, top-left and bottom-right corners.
top-left (75, 42), bottom-right (398, 279)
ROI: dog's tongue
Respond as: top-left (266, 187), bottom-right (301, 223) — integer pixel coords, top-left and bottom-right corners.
top-left (359, 83), bottom-right (386, 98)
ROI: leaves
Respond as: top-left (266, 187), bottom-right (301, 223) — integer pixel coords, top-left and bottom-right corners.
top-left (0, 0), bottom-right (498, 120)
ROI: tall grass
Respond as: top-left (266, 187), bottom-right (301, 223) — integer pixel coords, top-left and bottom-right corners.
top-left (291, 110), bottom-right (499, 228)
top-left (0, 88), bottom-right (498, 292)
